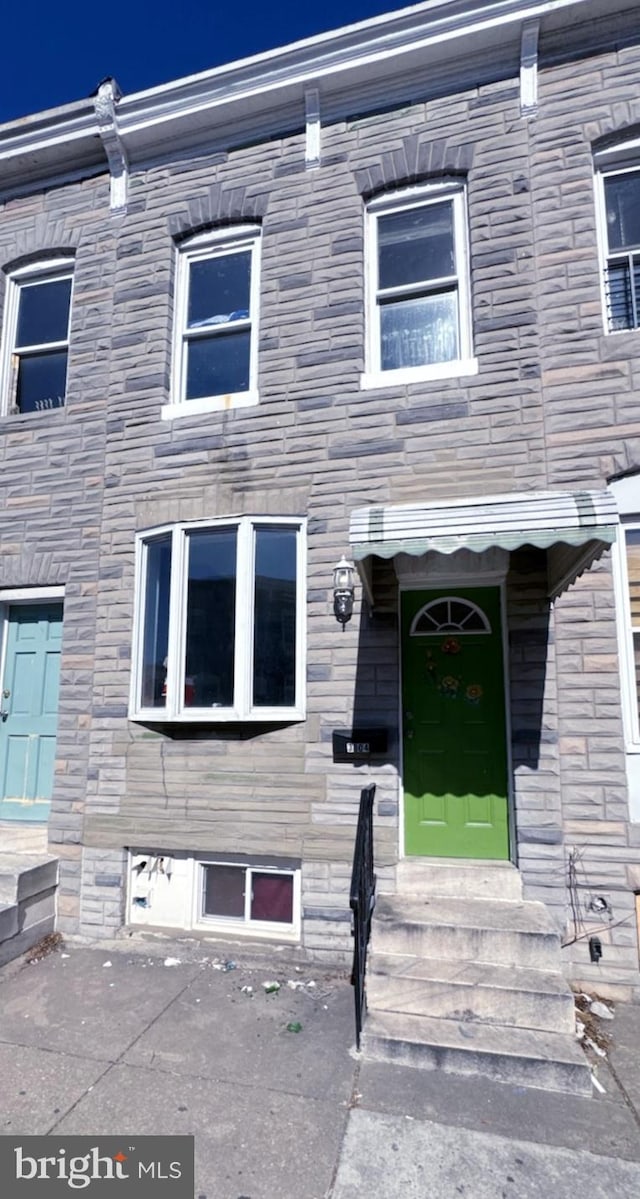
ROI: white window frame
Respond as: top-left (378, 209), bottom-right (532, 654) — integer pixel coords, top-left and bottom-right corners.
top-left (163, 226), bottom-right (261, 420)
top-left (126, 850), bottom-right (301, 943)
top-left (130, 516), bottom-right (306, 722)
top-left (194, 859), bottom-right (301, 940)
top-left (361, 181), bottom-right (477, 389)
top-left (409, 596), bottom-right (491, 636)
top-left (612, 517), bottom-right (640, 750)
top-left (0, 257), bottom-right (74, 417)
top-left (594, 140), bottom-right (640, 335)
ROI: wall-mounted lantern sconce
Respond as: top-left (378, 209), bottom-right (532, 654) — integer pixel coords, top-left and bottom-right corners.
top-left (333, 555), bottom-right (356, 630)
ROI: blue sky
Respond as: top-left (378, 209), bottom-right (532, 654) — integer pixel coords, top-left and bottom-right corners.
top-left (1, 1), bottom-right (414, 124)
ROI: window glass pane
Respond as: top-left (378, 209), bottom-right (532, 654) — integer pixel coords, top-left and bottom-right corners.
top-left (15, 350), bottom-right (68, 413)
top-left (253, 528), bottom-right (297, 708)
top-left (16, 278), bottom-right (72, 347)
top-left (188, 253), bottom-right (251, 328)
top-left (626, 530), bottom-right (640, 623)
top-left (251, 872), bottom-right (293, 923)
top-left (633, 631), bottom-right (640, 722)
top-left (185, 330), bottom-right (251, 399)
top-left (378, 202), bottom-right (455, 290)
top-left (380, 292), bottom-right (459, 369)
top-left (141, 536), bottom-right (171, 708)
top-left (449, 600), bottom-right (487, 630)
top-left (203, 864), bottom-right (245, 918)
top-left (605, 172), bottom-right (640, 252)
top-left (185, 529), bottom-right (237, 708)
top-left (606, 259), bottom-right (637, 330)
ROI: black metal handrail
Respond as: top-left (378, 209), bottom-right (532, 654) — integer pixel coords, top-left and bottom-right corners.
top-left (349, 782), bottom-right (376, 1050)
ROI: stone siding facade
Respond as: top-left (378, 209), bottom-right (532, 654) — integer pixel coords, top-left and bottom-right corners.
top-left (0, 8), bottom-right (639, 995)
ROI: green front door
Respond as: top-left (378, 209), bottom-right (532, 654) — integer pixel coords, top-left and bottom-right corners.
top-left (402, 587), bottom-right (509, 860)
top-left (0, 603), bottom-right (63, 822)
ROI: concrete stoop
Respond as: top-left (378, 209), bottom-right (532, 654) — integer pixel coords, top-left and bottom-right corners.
top-left (364, 867), bottom-right (591, 1096)
top-left (0, 853), bottom-right (58, 967)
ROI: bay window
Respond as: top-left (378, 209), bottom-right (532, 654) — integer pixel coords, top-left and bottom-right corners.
top-left (132, 517), bottom-right (305, 721)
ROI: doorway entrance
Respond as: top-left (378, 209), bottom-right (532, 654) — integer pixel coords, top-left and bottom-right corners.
top-left (401, 586), bottom-right (509, 859)
top-left (0, 602), bottom-right (63, 822)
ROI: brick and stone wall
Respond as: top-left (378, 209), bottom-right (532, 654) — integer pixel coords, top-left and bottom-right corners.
top-left (1, 13), bottom-right (639, 992)
top-left (0, 177), bottom-right (112, 932)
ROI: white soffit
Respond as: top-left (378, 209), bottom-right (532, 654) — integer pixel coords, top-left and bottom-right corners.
top-left (0, 0), bottom-right (635, 192)
top-left (349, 489), bottom-right (618, 598)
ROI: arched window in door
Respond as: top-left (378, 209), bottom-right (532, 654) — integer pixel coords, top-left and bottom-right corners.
top-left (409, 596), bottom-right (491, 636)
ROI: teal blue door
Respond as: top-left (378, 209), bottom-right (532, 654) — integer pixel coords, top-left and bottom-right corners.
top-left (0, 604), bottom-right (63, 821)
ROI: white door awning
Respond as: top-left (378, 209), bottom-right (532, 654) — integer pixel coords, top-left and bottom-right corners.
top-left (349, 489), bottom-right (618, 600)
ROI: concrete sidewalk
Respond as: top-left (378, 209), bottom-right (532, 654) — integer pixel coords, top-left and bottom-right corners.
top-left (1, 938), bottom-right (640, 1197)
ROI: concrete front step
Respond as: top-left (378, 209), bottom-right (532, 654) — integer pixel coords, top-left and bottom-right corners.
top-left (394, 859), bottom-right (523, 901)
top-left (0, 823), bottom-right (48, 854)
top-left (367, 952), bottom-right (576, 1033)
top-left (363, 1010), bottom-right (592, 1096)
top-left (373, 894), bottom-right (560, 970)
top-left (0, 854), bottom-right (59, 903)
top-left (0, 852), bottom-right (58, 968)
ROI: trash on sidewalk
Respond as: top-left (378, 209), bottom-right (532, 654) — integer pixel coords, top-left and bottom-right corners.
top-left (241, 985), bottom-right (254, 995)
top-left (102, 961), bottom-right (112, 968)
top-left (163, 957), bottom-right (181, 967)
top-left (574, 991), bottom-right (613, 1058)
top-left (26, 932), bottom-right (64, 964)
top-left (263, 980), bottom-right (280, 993)
top-left (585, 1036), bottom-right (607, 1058)
top-left (590, 999), bottom-right (614, 1020)
top-left (286, 1022), bottom-right (302, 1033)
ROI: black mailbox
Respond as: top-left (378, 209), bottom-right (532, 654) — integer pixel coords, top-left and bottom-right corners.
top-left (332, 728), bottom-right (388, 762)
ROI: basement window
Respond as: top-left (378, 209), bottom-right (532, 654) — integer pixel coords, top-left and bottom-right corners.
top-left (200, 862), bottom-right (298, 931)
top-left (127, 851), bottom-right (301, 940)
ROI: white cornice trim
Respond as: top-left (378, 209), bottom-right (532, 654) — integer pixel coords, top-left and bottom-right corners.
top-left (114, 0), bottom-right (579, 137)
top-left (94, 80), bottom-right (129, 212)
top-left (0, 107), bottom-right (96, 163)
top-left (520, 19), bottom-right (540, 116)
top-left (0, 0), bottom-right (632, 193)
top-left (305, 88), bottom-right (321, 168)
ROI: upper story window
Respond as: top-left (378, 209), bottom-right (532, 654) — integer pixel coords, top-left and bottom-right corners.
top-left (597, 166), bottom-right (640, 332)
top-left (362, 182), bottom-right (476, 389)
top-left (0, 260), bottom-right (73, 415)
top-left (131, 517), bottom-right (306, 722)
top-left (164, 227), bottom-right (260, 420)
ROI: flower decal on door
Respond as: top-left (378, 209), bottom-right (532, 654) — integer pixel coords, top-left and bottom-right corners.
top-left (441, 637), bottom-right (461, 655)
top-left (439, 675), bottom-right (461, 699)
top-left (424, 639), bottom-right (483, 704)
